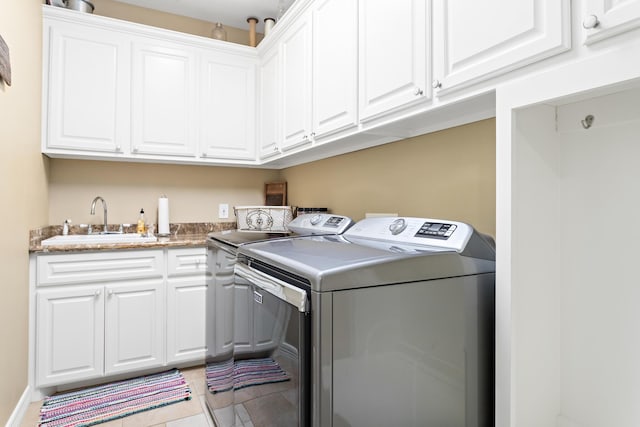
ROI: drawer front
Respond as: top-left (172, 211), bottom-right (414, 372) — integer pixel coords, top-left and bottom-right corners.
top-left (167, 247), bottom-right (207, 277)
top-left (37, 250), bottom-right (164, 286)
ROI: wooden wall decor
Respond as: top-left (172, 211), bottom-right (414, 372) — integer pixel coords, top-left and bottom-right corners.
top-left (265, 182), bottom-right (287, 206)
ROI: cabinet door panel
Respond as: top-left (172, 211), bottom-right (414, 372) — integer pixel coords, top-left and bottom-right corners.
top-left (359, 0), bottom-right (429, 121)
top-left (45, 22), bottom-right (129, 153)
top-left (281, 16), bottom-right (313, 151)
top-left (104, 280), bottom-right (164, 374)
top-left (583, 0), bottom-right (640, 44)
top-left (312, 0), bottom-right (359, 138)
top-left (167, 277), bottom-right (207, 363)
top-left (36, 286), bottom-right (104, 387)
top-left (200, 53), bottom-right (257, 160)
top-left (433, 0), bottom-right (570, 94)
top-left (132, 41), bottom-right (196, 157)
top-left (258, 47), bottom-right (281, 159)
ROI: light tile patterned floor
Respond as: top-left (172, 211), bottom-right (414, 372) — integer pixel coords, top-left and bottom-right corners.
top-left (20, 366), bottom-right (214, 427)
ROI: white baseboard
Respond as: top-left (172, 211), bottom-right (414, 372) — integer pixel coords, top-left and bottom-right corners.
top-left (4, 385), bottom-right (31, 427)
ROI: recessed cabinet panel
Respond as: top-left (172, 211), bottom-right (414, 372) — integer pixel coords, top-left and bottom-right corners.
top-left (258, 47), bottom-right (281, 159)
top-left (200, 53), bottom-right (257, 160)
top-left (36, 286), bottom-right (105, 387)
top-left (583, 0), bottom-right (640, 44)
top-left (281, 15), bottom-right (313, 151)
top-left (167, 278), bottom-right (207, 363)
top-left (359, 0), bottom-right (429, 121)
top-left (132, 41), bottom-right (196, 157)
top-left (433, 0), bottom-right (570, 94)
top-left (312, 0), bottom-right (359, 138)
top-left (45, 22), bottom-right (129, 153)
top-left (104, 280), bottom-right (164, 374)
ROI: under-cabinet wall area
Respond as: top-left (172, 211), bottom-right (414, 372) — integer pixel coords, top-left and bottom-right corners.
top-left (510, 88), bottom-right (640, 427)
top-left (48, 118), bottom-right (496, 236)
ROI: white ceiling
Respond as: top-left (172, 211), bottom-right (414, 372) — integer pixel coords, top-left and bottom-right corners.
top-left (112, 0), bottom-right (293, 32)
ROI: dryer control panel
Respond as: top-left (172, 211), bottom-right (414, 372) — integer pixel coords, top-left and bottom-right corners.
top-left (287, 214), bottom-right (355, 235)
top-left (344, 217), bottom-right (474, 252)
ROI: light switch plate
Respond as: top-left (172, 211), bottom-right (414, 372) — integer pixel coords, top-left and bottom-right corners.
top-left (219, 203), bottom-right (229, 219)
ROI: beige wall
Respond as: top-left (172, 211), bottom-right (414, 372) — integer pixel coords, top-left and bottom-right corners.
top-left (48, 160), bottom-right (279, 225)
top-left (90, 0), bottom-right (262, 46)
top-left (281, 119), bottom-right (496, 236)
top-left (0, 0), bottom-right (49, 423)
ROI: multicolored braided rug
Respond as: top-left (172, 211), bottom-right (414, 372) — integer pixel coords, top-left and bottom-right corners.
top-left (39, 369), bottom-right (191, 427)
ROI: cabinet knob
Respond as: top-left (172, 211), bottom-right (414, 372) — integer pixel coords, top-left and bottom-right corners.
top-left (115, 146), bottom-right (121, 152)
top-left (132, 147), bottom-right (138, 153)
top-left (414, 87), bottom-right (424, 96)
top-left (202, 153), bottom-right (207, 157)
top-left (583, 14), bottom-right (600, 29)
top-left (108, 289), bottom-right (113, 296)
top-left (432, 80), bottom-right (442, 89)
top-left (94, 290), bottom-right (101, 297)
top-left (310, 132), bottom-right (316, 138)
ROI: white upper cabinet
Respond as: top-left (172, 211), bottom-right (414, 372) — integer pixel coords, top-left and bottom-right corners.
top-left (358, 0), bottom-right (430, 122)
top-left (131, 40), bottom-right (197, 157)
top-left (312, 0), bottom-right (359, 139)
top-left (280, 12), bottom-right (314, 151)
top-left (432, 0), bottom-right (570, 94)
top-left (43, 19), bottom-right (130, 155)
top-left (200, 51), bottom-right (257, 160)
top-left (258, 46), bottom-right (281, 159)
top-left (582, 0), bottom-right (640, 44)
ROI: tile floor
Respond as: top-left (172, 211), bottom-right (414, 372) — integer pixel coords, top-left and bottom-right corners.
top-left (20, 365), bottom-right (218, 427)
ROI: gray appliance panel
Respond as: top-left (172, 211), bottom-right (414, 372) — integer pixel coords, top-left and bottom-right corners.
top-left (327, 273), bottom-right (494, 427)
top-left (238, 235), bottom-right (495, 292)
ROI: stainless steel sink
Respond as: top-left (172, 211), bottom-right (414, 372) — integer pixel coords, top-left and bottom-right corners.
top-left (41, 233), bottom-right (157, 246)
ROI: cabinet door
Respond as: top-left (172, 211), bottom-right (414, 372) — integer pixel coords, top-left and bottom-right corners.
top-left (280, 14), bottom-right (313, 151)
top-left (167, 247), bottom-right (208, 363)
top-left (167, 277), bottom-right (207, 363)
top-left (582, 0), bottom-right (640, 44)
top-left (258, 46), bottom-right (281, 159)
top-left (359, 0), bottom-right (429, 122)
top-left (210, 246), bottom-right (235, 358)
top-left (433, 0), bottom-right (570, 94)
top-left (104, 280), bottom-right (164, 374)
top-left (36, 285), bottom-right (104, 387)
top-left (312, 0), bottom-right (359, 139)
top-left (200, 52), bottom-right (257, 161)
top-left (44, 20), bottom-right (130, 154)
top-left (131, 40), bottom-right (196, 157)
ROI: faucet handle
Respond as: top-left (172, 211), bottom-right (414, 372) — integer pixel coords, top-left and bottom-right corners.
top-left (79, 224), bottom-right (92, 234)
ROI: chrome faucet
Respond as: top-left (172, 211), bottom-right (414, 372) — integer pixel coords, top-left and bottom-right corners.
top-left (90, 196), bottom-right (108, 234)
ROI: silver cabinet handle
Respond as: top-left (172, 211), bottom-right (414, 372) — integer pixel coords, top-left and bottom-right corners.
top-left (414, 87), bottom-right (424, 96)
top-left (583, 14), bottom-right (599, 29)
top-left (432, 80), bottom-right (442, 89)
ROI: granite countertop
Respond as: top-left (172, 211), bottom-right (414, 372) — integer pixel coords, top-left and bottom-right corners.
top-left (29, 222), bottom-right (236, 253)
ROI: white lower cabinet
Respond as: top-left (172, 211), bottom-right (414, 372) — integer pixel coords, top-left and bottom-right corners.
top-left (34, 247), bottom-right (208, 389)
top-left (36, 285), bottom-right (105, 387)
top-left (166, 248), bottom-right (208, 363)
top-left (104, 280), bottom-right (164, 374)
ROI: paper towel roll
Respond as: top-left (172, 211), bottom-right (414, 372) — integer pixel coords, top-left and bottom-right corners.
top-left (158, 196), bottom-right (170, 236)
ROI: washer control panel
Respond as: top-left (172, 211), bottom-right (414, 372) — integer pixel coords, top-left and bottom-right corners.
top-left (287, 214), bottom-right (355, 235)
top-left (345, 217), bottom-right (474, 252)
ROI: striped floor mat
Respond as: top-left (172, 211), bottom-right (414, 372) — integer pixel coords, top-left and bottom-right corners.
top-left (206, 357), bottom-right (290, 393)
top-left (39, 369), bottom-right (191, 427)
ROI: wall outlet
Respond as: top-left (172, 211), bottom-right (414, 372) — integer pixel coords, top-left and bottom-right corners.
top-left (219, 203), bottom-right (229, 219)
